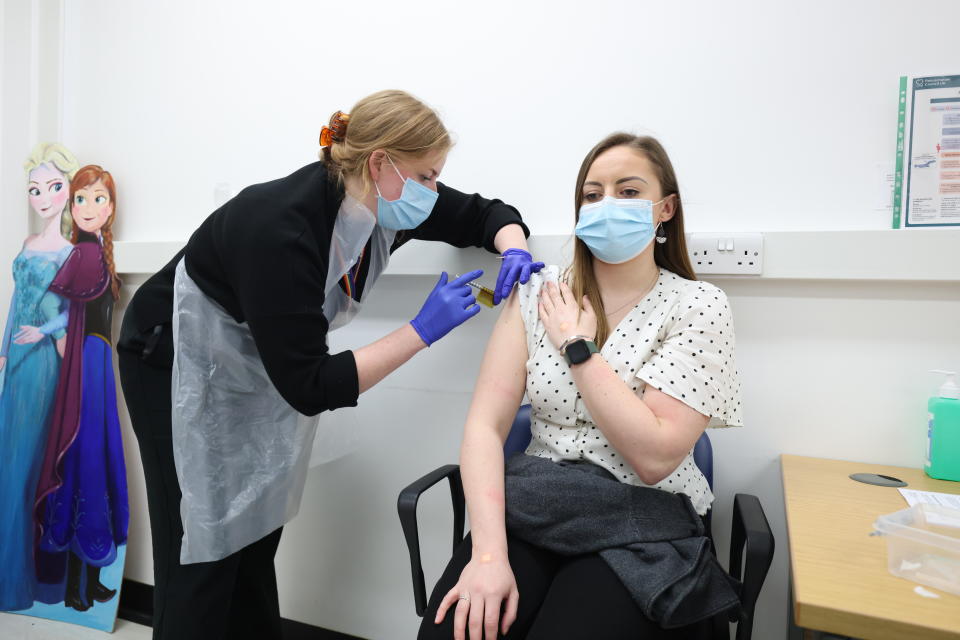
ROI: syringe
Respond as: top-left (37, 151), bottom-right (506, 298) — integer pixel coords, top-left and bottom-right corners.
top-left (459, 276), bottom-right (495, 308)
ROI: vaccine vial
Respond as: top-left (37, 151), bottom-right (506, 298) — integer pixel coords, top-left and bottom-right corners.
top-left (465, 280), bottom-right (495, 308)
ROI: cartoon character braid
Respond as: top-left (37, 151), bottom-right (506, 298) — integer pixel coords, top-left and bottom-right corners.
top-left (100, 225), bottom-right (120, 300)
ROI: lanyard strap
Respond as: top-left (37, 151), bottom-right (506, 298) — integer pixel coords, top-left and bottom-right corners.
top-left (338, 246), bottom-right (366, 302)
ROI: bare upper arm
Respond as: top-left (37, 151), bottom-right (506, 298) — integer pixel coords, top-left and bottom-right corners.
top-left (462, 288), bottom-right (529, 442)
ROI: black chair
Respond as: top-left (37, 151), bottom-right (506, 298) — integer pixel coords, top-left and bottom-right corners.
top-left (398, 405), bottom-right (774, 640)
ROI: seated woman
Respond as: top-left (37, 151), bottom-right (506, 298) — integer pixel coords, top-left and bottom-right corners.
top-left (418, 133), bottom-right (743, 640)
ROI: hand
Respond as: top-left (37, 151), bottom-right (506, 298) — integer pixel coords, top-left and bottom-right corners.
top-left (14, 325), bottom-right (44, 345)
top-left (56, 336), bottom-right (67, 358)
top-left (538, 281), bottom-right (597, 351)
top-left (0, 356), bottom-right (5, 372)
top-left (435, 554), bottom-right (519, 640)
top-left (494, 249), bottom-right (545, 306)
top-left (410, 270), bottom-right (484, 346)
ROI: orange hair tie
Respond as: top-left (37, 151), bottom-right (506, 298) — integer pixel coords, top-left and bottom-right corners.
top-left (319, 110), bottom-right (350, 147)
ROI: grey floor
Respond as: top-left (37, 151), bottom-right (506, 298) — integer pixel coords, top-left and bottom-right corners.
top-left (0, 612), bottom-right (151, 640)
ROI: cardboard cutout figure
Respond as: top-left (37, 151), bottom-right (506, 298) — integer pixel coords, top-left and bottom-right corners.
top-left (1, 152), bottom-right (129, 633)
top-left (0, 143), bottom-right (78, 611)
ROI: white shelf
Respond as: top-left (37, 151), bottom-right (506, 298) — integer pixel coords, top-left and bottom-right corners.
top-left (113, 228), bottom-right (960, 282)
top-left (113, 241), bottom-right (184, 276)
top-left (759, 229), bottom-right (960, 281)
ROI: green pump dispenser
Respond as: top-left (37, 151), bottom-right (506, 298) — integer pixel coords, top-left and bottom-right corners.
top-left (925, 370), bottom-right (960, 482)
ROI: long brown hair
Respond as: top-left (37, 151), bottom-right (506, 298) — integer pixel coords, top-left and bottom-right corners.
top-left (570, 133), bottom-right (696, 346)
top-left (70, 165), bottom-right (121, 300)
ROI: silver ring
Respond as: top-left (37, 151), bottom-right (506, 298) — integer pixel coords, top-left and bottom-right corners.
top-left (459, 595), bottom-right (470, 602)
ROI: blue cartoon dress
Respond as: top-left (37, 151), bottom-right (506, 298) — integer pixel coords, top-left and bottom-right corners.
top-left (0, 245), bottom-right (70, 611)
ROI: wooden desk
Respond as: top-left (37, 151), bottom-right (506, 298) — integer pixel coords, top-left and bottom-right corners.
top-left (781, 455), bottom-right (960, 640)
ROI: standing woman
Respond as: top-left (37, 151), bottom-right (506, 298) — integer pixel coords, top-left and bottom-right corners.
top-left (0, 143), bottom-right (77, 611)
top-left (117, 89), bottom-right (543, 640)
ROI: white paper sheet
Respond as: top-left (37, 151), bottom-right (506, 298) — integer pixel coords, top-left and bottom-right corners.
top-left (898, 489), bottom-right (960, 527)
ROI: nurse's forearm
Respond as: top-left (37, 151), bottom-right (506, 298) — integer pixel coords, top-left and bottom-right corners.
top-left (353, 323), bottom-right (427, 394)
top-left (493, 224), bottom-right (530, 254)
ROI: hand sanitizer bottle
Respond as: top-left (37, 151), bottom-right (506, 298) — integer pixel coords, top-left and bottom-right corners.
top-left (925, 370), bottom-right (960, 481)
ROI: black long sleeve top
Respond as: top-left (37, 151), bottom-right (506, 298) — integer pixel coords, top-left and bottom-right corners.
top-left (118, 161), bottom-right (528, 416)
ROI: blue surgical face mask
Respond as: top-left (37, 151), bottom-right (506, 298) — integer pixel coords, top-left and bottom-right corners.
top-left (375, 156), bottom-right (439, 230)
top-left (574, 196), bottom-right (665, 264)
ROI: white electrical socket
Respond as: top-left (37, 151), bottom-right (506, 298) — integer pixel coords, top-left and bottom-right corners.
top-left (685, 233), bottom-right (763, 276)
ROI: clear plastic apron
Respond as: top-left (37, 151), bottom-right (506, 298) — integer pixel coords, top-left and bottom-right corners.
top-left (171, 195), bottom-right (395, 563)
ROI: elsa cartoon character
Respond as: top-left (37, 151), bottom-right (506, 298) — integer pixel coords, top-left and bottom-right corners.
top-left (0, 143), bottom-right (78, 611)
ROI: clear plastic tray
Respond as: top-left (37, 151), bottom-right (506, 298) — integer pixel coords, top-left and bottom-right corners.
top-left (874, 503), bottom-right (960, 596)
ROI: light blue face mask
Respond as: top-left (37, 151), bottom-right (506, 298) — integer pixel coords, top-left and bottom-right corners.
top-left (574, 196), bottom-right (665, 264)
top-left (375, 156), bottom-right (439, 230)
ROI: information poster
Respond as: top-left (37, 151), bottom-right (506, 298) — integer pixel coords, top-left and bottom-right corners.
top-left (895, 75), bottom-right (960, 228)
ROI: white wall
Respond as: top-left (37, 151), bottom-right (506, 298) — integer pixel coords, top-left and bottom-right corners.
top-left (2, 1), bottom-right (958, 639)
top-left (108, 276), bottom-right (155, 596)
top-left (1, 0), bottom-right (32, 307)
top-left (60, 0), bottom-right (959, 239)
top-left (2, 0), bottom-right (65, 297)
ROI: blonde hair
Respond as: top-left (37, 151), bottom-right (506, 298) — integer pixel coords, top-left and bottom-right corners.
top-left (24, 142), bottom-right (80, 179)
top-left (569, 133), bottom-right (697, 347)
top-left (24, 142), bottom-right (81, 238)
top-left (321, 90), bottom-right (451, 194)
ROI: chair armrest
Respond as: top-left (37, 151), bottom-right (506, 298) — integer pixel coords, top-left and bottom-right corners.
top-left (397, 464), bottom-right (466, 617)
top-left (729, 493), bottom-right (775, 640)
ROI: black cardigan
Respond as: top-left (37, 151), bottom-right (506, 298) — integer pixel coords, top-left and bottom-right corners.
top-left (119, 161), bottom-right (527, 416)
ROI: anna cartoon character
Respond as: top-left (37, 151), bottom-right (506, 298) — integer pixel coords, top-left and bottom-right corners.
top-left (34, 165), bottom-right (128, 612)
top-left (0, 143), bottom-right (79, 611)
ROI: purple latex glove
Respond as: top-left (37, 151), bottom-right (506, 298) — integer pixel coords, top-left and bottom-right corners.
top-left (410, 270), bottom-right (484, 346)
top-left (494, 248), bottom-right (545, 305)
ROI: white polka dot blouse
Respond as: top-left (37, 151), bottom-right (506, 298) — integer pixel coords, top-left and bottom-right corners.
top-left (517, 266), bottom-right (743, 515)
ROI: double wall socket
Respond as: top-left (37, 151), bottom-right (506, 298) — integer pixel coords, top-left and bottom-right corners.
top-left (685, 233), bottom-right (764, 276)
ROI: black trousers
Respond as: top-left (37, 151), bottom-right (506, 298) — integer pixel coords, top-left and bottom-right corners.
top-left (417, 533), bottom-right (714, 640)
top-left (117, 324), bottom-right (283, 640)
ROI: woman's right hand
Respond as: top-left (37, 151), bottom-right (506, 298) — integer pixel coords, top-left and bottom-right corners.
top-left (14, 325), bottom-right (44, 345)
top-left (410, 270), bottom-right (484, 346)
top-left (539, 281), bottom-right (597, 351)
top-left (435, 554), bottom-right (519, 640)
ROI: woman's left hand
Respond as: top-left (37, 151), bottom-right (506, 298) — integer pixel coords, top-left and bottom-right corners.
top-left (538, 281), bottom-right (596, 351)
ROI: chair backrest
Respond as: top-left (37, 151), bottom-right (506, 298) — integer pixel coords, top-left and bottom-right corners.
top-left (693, 429), bottom-right (714, 491)
top-left (503, 404), bottom-right (533, 456)
top-left (504, 404), bottom-right (713, 490)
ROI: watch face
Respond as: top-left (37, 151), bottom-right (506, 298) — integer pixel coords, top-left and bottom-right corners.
top-left (565, 339), bottom-right (591, 364)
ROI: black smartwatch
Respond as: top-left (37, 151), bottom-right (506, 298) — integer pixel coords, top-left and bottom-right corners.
top-left (561, 336), bottom-right (599, 366)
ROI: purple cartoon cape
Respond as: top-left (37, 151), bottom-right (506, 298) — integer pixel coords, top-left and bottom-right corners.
top-left (33, 242), bottom-right (110, 538)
